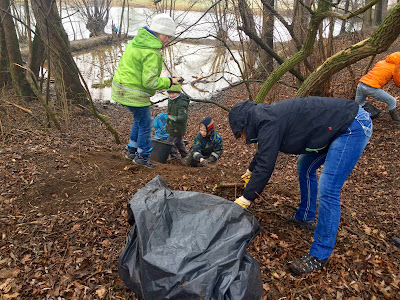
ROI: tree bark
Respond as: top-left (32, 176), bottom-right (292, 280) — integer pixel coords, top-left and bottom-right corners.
top-left (31, 0), bottom-right (89, 106)
top-left (29, 26), bottom-right (45, 79)
top-left (0, 0), bottom-right (35, 99)
top-left (259, 0), bottom-right (274, 75)
top-left (0, 19), bottom-right (12, 87)
top-left (296, 2), bottom-right (400, 97)
top-left (340, 0), bottom-right (351, 34)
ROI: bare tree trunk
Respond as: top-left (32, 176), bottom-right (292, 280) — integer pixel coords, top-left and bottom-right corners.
top-left (257, 0), bottom-right (274, 76)
top-left (29, 26), bottom-right (45, 79)
top-left (363, 0), bottom-right (373, 28)
top-left (237, 0), bottom-right (259, 79)
top-left (340, 0), bottom-right (350, 34)
top-left (374, 0), bottom-right (383, 25)
top-left (0, 19), bottom-right (12, 87)
top-left (31, 0), bottom-right (89, 106)
top-left (296, 2), bottom-right (400, 97)
top-left (118, 0), bottom-right (126, 38)
top-left (0, 0), bottom-right (35, 100)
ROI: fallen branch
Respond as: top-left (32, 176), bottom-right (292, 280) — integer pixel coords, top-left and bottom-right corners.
top-left (213, 181), bottom-right (244, 192)
top-left (4, 100), bottom-right (42, 125)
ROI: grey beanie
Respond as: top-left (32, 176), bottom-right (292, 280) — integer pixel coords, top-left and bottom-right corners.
top-left (149, 13), bottom-right (176, 37)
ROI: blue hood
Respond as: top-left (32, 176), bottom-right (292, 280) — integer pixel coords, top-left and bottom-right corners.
top-left (228, 101), bottom-right (257, 142)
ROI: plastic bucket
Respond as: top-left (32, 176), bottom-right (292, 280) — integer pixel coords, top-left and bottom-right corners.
top-left (150, 139), bottom-right (174, 163)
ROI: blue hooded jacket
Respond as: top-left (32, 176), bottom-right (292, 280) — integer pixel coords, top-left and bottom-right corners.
top-left (154, 113), bottom-right (169, 140)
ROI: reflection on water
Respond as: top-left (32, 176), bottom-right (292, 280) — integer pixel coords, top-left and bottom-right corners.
top-left (74, 39), bottom-right (239, 105)
top-left (69, 7), bottom-right (246, 104)
top-left (75, 40), bottom-right (242, 105)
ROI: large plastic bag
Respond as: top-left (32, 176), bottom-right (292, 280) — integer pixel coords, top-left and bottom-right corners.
top-left (118, 176), bottom-right (263, 300)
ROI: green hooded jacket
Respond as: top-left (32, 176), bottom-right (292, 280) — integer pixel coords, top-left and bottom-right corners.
top-left (111, 27), bottom-right (172, 107)
top-left (166, 93), bottom-right (190, 137)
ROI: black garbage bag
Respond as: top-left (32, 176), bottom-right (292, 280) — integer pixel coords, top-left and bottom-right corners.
top-left (118, 176), bottom-right (263, 300)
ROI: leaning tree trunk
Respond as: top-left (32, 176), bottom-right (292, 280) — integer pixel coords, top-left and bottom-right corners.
top-left (31, 0), bottom-right (89, 106)
top-left (295, 2), bottom-right (400, 97)
top-left (0, 0), bottom-right (35, 99)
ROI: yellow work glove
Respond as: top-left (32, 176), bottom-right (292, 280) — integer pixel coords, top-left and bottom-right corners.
top-left (234, 196), bottom-right (251, 209)
top-left (241, 169), bottom-right (252, 188)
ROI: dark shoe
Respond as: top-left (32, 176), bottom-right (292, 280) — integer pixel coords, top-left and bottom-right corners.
top-left (393, 237), bottom-right (400, 247)
top-left (289, 254), bottom-right (329, 275)
top-left (133, 154), bottom-right (155, 168)
top-left (389, 109), bottom-right (400, 128)
top-left (125, 151), bottom-right (136, 160)
top-left (168, 153), bottom-right (179, 160)
top-left (283, 214), bottom-right (316, 231)
top-left (181, 155), bottom-right (195, 166)
top-left (362, 102), bottom-right (381, 119)
top-left (125, 146), bottom-right (137, 160)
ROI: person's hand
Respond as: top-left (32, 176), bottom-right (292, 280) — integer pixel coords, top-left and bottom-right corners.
top-left (241, 169), bottom-right (252, 188)
top-left (171, 77), bottom-right (184, 85)
top-left (168, 115), bottom-right (177, 122)
top-left (199, 158), bottom-right (207, 167)
top-left (234, 196), bottom-right (251, 209)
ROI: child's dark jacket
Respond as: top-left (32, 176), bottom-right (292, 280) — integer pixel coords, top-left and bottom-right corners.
top-left (191, 131), bottom-right (223, 161)
top-left (166, 93), bottom-right (190, 137)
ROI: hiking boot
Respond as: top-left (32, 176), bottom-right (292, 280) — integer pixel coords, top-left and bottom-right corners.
top-left (362, 102), bottom-right (381, 119)
top-left (389, 109), bottom-right (400, 128)
top-left (283, 214), bottom-right (316, 231)
top-left (393, 237), bottom-right (400, 247)
top-left (289, 254), bottom-right (329, 275)
top-left (133, 154), bottom-right (155, 169)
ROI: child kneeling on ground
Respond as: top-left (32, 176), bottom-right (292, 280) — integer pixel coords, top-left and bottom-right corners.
top-left (182, 116), bottom-right (223, 167)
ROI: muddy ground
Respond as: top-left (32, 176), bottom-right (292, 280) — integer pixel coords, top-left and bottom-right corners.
top-left (1, 40), bottom-right (400, 299)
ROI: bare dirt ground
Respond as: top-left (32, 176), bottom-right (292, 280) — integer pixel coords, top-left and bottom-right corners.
top-left (1, 40), bottom-right (400, 299)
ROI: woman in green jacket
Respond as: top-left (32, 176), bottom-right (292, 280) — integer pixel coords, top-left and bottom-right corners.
top-left (111, 13), bottom-right (183, 168)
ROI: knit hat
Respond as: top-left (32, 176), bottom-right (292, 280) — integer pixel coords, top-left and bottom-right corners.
top-left (200, 116), bottom-right (214, 136)
top-left (149, 13), bottom-right (176, 37)
top-left (167, 84), bottom-right (181, 93)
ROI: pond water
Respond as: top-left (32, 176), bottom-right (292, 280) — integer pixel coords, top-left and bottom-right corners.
top-left (62, 7), bottom-right (357, 105)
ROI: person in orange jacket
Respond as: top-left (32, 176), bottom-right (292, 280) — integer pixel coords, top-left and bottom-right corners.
top-left (355, 52), bottom-right (400, 128)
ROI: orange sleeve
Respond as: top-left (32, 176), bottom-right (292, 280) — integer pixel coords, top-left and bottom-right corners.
top-left (393, 64), bottom-right (400, 87)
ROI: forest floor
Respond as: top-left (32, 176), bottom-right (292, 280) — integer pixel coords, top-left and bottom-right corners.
top-left (1, 37), bottom-right (400, 299)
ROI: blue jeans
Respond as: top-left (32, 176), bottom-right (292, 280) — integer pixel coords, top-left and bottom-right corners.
top-left (296, 107), bottom-right (372, 259)
top-left (125, 105), bottom-right (153, 157)
top-left (355, 82), bottom-right (397, 111)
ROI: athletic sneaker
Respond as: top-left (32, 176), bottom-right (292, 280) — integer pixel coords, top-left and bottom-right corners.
top-left (289, 254), bottom-right (329, 275)
top-left (133, 154), bottom-right (155, 169)
top-left (125, 146), bottom-right (137, 160)
top-left (125, 151), bottom-right (136, 160)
